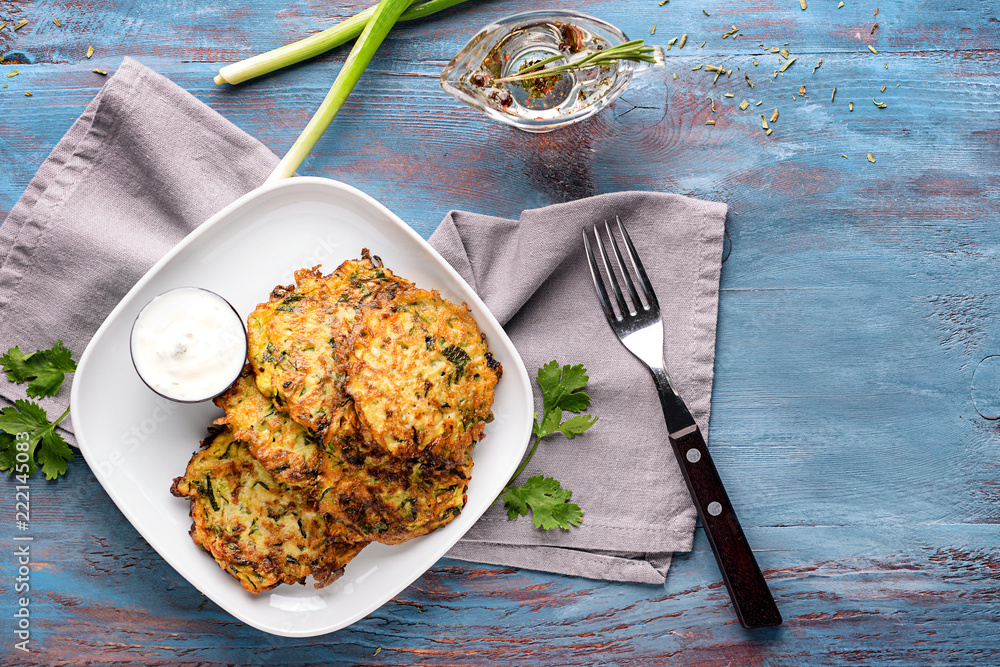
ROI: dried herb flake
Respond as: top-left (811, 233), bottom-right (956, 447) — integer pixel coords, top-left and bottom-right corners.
top-left (667, 37), bottom-right (677, 50)
top-left (867, 153), bottom-right (876, 163)
top-left (724, 92), bottom-right (734, 98)
top-left (780, 48), bottom-right (790, 59)
top-left (849, 101), bottom-right (854, 111)
top-left (831, 87), bottom-right (837, 102)
top-left (800, 0), bottom-right (807, 9)
top-left (779, 57), bottom-right (796, 72)
top-left (868, 45), bottom-right (879, 55)
top-left (53, 19), bottom-right (62, 27)
top-left (93, 68), bottom-right (108, 76)
top-left (739, 99), bottom-right (750, 110)
top-left (86, 46), bottom-right (94, 59)
top-left (813, 58), bottom-right (822, 73)
top-left (679, 34), bottom-right (687, 48)
top-left (766, 128), bottom-right (773, 135)
top-left (14, 19), bottom-right (27, 30)
top-left (7, 69), bottom-right (18, 78)
top-left (770, 109), bottom-right (779, 123)
top-left (872, 98), bottom-right (886, 108)
top-left (705, 119), bottom-right (716, 126)
top-left (23, 91), bottom-right (32, 96)
top-left (745, 73), bottom-right (754, 88)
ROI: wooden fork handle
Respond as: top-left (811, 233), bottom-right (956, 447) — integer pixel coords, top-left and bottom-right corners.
top-left (668, 425), bottom-right (782, 629)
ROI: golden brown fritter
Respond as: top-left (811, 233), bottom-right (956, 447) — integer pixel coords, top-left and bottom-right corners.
top-left (346, 285), bottom-right (502, 465)
top-left (317, 440), bottom-right (472, 545)
top-left (170, 428), bottom-right (368, 593)
top-left (246, 251), bottom-right (411, 443)
top-left (213, 366), bottom-right (321, 489)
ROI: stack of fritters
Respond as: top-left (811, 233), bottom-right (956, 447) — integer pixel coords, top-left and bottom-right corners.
top-left (172, 250), bottom-right (502, 592)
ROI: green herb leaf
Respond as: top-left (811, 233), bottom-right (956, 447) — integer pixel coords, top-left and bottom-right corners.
top-left (536, 361), bottom-right (592, 415)
top-left (503, 475), bottom-right (583, 530)
top-left (502, 360), bottom-right (597, 530)
top-left (0, 400), bottom-right (73, 479)
top-left (1, 340), bottom-right (77, 398)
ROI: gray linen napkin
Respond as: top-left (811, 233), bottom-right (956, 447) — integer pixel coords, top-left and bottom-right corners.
top-left (0, 58), bottom-right (727, 585)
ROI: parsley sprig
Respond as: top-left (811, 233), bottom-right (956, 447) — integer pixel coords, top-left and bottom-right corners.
top-left (0, 341), bottom-right (76, 479)
top-left (501, 361), bottom-right (598, 530)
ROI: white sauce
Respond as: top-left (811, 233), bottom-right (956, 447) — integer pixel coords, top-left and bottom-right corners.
top-left (130, 287), bottom-right (247, 402)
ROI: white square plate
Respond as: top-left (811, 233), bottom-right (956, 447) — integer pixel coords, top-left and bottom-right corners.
top-left (70, 177), bottom-right (533, 637)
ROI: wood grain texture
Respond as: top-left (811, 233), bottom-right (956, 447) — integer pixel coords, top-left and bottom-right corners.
top-left (3, 0), bottom-right (1000, 663)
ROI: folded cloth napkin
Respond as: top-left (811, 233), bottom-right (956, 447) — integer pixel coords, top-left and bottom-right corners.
top-left (0, 58), bottom-right (727, 585)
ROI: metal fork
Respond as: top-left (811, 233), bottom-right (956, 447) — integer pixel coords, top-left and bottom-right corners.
top-left (584, 218), bottom-right (782, 630)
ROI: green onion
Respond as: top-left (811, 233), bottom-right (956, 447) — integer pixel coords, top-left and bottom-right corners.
top-left (215, 0), bottom-right (469, 86)
top-left (265, 0), bottom-right (410, 182)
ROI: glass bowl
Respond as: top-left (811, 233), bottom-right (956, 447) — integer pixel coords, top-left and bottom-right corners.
top-left (440, 10), bottom-right (665, 133)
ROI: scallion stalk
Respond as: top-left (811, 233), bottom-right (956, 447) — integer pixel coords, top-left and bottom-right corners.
top-left (265, 0), bottom-right (410, 182)
top-left (215, 0), bottom-right (470, 86)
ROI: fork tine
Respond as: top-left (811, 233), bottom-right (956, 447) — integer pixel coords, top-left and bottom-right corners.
top-left (615, 216), bottom-right (659, 310)
top-left (605, 220), bottom-right (642, 313)
top-left (593, 224), bottom-right (631, 317)
top-left (583, 229), bottom-right (617, 323)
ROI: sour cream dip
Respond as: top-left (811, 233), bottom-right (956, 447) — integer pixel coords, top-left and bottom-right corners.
top-left (130, 287), bottom-right (247, 402)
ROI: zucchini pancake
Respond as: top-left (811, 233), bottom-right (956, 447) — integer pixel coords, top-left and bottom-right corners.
top-left (173, 250), bottom-right (502, 592)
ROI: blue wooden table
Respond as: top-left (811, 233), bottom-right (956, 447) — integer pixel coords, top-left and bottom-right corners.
top-left (3, 0), bottom-right (999, 663)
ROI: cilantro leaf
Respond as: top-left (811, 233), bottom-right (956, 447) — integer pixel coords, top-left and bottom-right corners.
top-left (1, 340), bottom-right (77, 398)
top-left (37, 429), bottom-right (73, 480)
top-left (0, 399), bottom-right (73, 479)
top-left (536, 361), bottom-right (592, 415)
top-left (504, 476), bottom-right (583, 530)
top-left (503, 360), bottom-right (597, 531)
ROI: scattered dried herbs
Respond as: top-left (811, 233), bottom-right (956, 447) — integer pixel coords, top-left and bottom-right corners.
top-left (745, 73), bottom-right (754, 88)
top-left (705, 119), bottom-right (716, 125)
top-left (770, 108), bottom-right (779, 123)
top-left (53, 19), bottom-right (62, 27)
top-left (651, 23), bottom-right (656, 35)
top-left (679, 34), bottom-right (687, 48)
top-left (779, 57), bottom-right (796, 72)
top-left (831, 87), bottom-right (837, 101)
top-left (868, 45), bottom-right (878, 55)
top-left (841, 154), bottom-right (848, 158)
top-left (849, 101), bottom-right (854, 111)
top-left (739, 99), bottom-right (749, 110)
top-left (799, 85), bottom-right (806, 96)
top-left (871, 22), bottom-right (879, 34)
top-left (780, 48), bottom-right (790, 58)
top-left (867, 153), bottom-right (876, 163)
top-left (761, 114), bottom-right (768, 130)
top-left (93, 68), bottom-right (108, 76)
top-left (24, 91), bottom-right (31, 96)
top-left (766, 128), bottom-right (773, 135)
top-left (724, 92), bottom-right (734, 98)
top-left (872, 98), bottom-right (886, 108)
top-left (14, 19), bottom-right (27, 30)
top-left (880, 85), bottom-right (886, 92)
top-left (667, 37), bottom-right (677, 50)
top-left (7, 69), bottom-right (18, 78)
top-left (86, 46), bottom-right (94, 58)
top-left (703, 9), bottom-right (710, 16)
top-left (813, 59), bottom-right (822, 73)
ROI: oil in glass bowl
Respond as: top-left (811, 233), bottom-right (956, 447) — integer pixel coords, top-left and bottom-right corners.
top-left (441, 10), bottom-right (664, 133)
